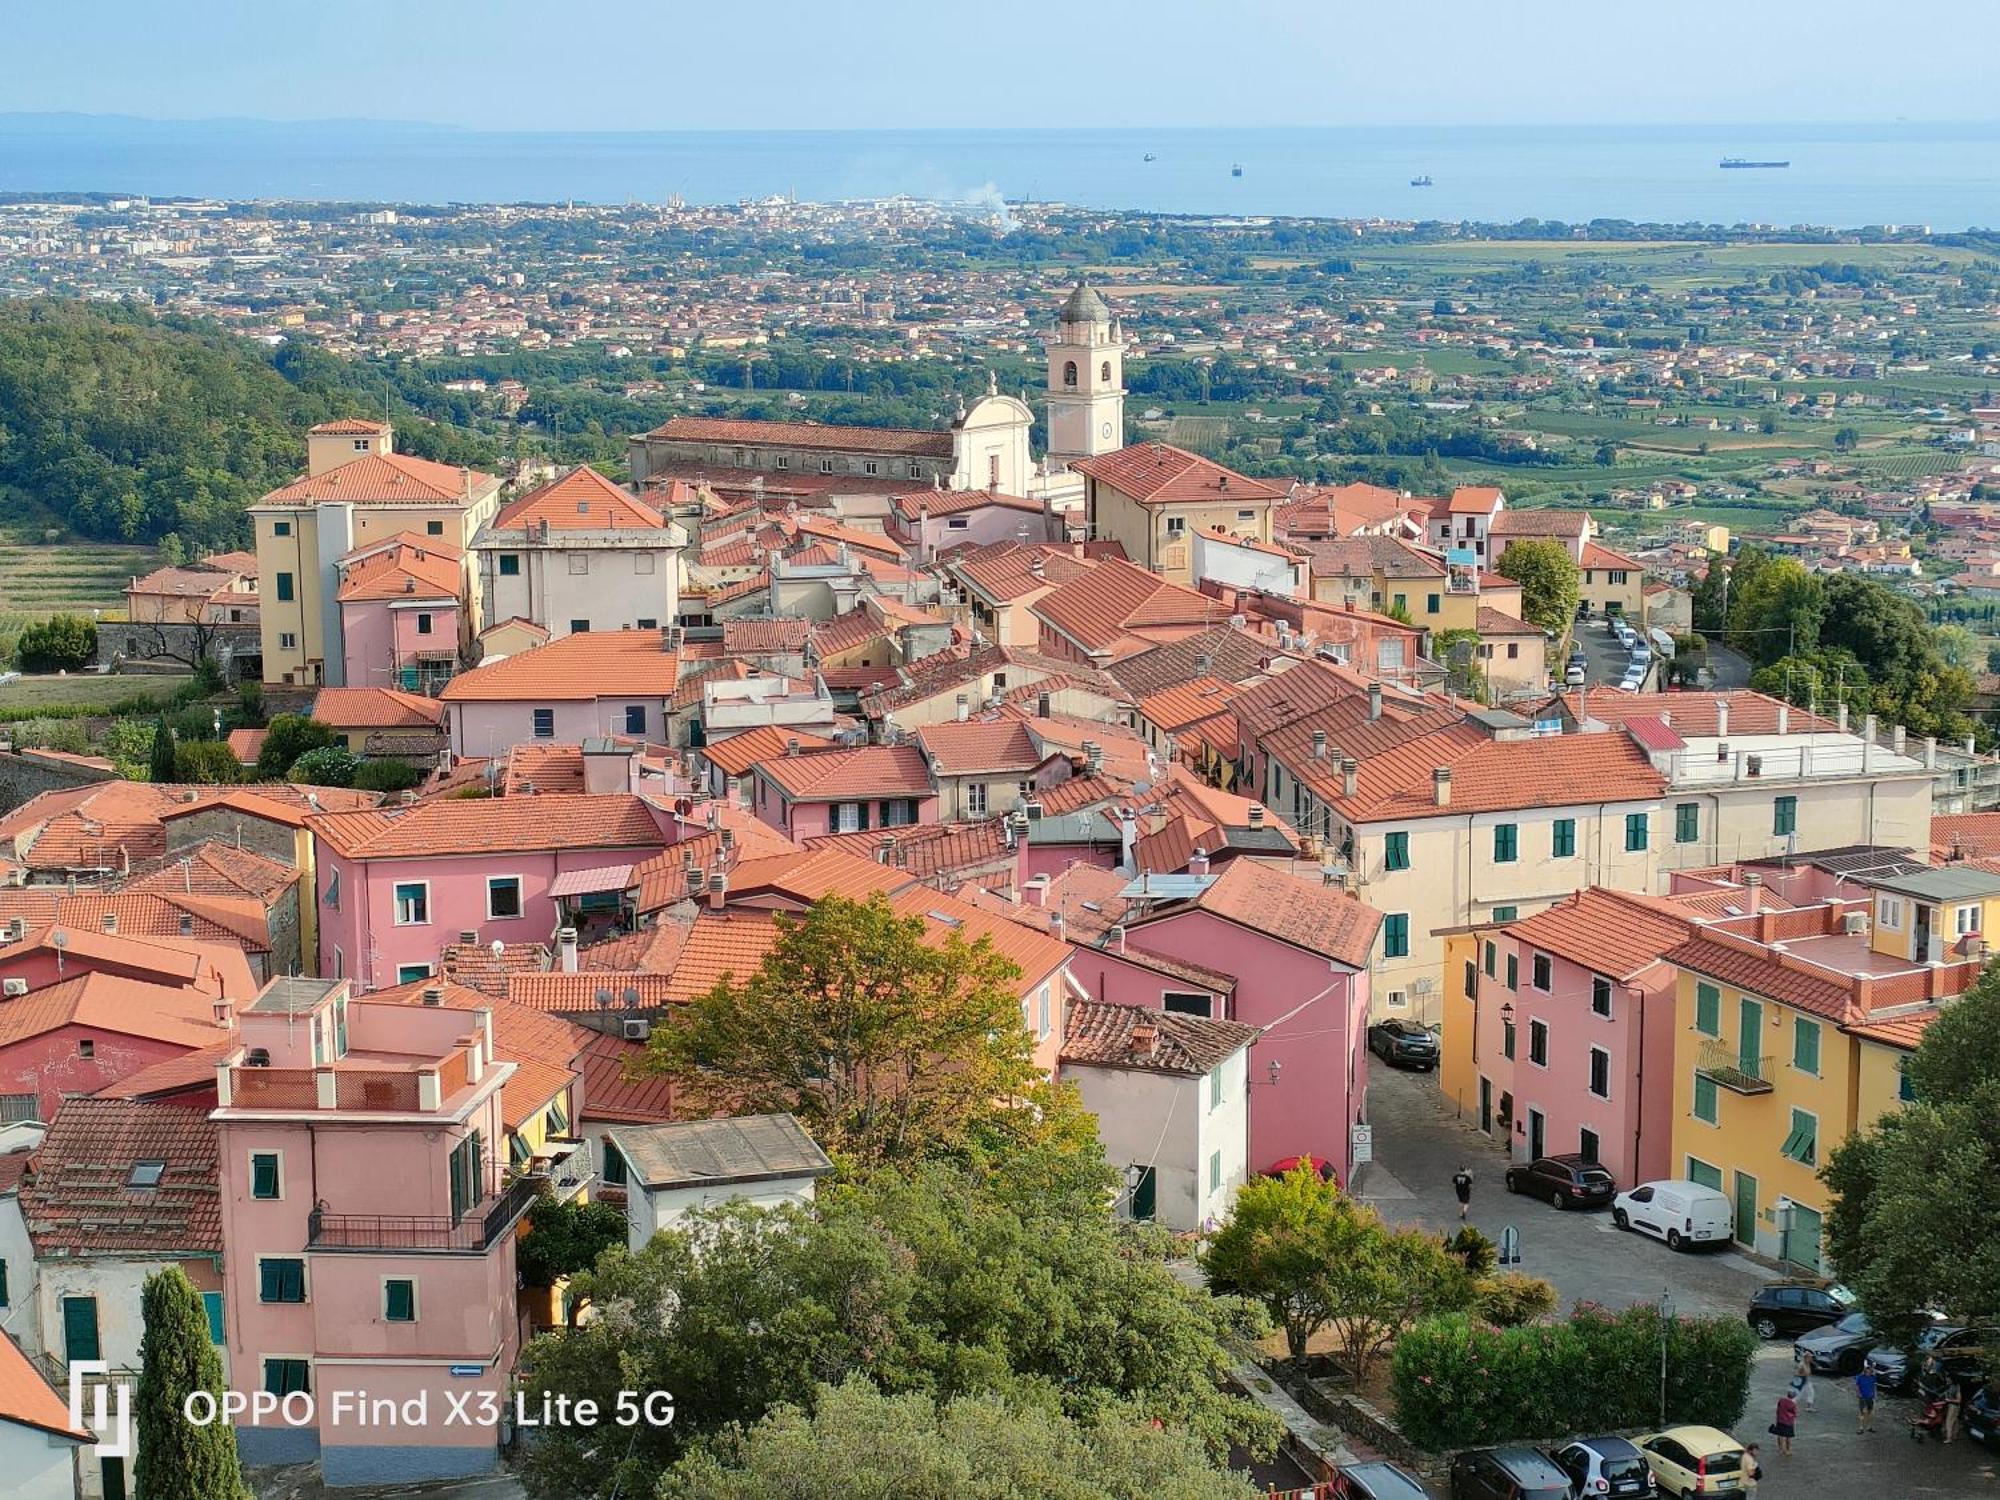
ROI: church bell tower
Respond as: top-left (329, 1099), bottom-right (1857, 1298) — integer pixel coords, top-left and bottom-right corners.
top-left (1044, 284), bottom-right (1124, 472)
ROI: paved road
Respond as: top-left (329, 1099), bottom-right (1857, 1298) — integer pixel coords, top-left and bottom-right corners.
top-left (1706, 642), bottom-right (1753, 689)
top-left (1355, 1065), bottom-right (1998, 1497)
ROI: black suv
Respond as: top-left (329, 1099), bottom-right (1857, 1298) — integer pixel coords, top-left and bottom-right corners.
top-left (1746, 1279), bottom-right (1853, 1340)
top-left (1504, 1153), bottom-right (1616, 1209)
top-left (1367, 1019), bottom-right (1439, 1071)
top-left (1794, 1311), bottom-right (1875, 1374)
top-left (1450, 1447), bottom-right (1575, 1500)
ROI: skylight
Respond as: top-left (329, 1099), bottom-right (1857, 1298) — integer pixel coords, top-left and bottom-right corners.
top-left (128, 1159), bottom-right (166, 1189)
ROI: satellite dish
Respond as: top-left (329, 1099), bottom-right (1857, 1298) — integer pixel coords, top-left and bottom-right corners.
top-left (490, 939), bottom-right (504, 957)
top-left (51, 930), bottom-right (66, 948)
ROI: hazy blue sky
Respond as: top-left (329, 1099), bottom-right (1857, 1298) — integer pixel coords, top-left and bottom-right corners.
top-left (9, 0), bottom-right (1995, 132)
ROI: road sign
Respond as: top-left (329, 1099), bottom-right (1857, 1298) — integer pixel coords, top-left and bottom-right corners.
top-left (1499, 1224), bottom-right (1522, 1267)
top-left (1349, 1124), bottom-right (1373, 1165)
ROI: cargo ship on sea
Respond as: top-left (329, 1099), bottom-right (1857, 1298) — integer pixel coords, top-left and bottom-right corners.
top-left (1720, 157), bottom-right (1789, 169)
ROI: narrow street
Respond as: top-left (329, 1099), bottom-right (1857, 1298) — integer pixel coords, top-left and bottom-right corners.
top-left (1352, 1064), bottom-right (1998, 1497)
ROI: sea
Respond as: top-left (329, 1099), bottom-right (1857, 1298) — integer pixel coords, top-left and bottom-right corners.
top-left (3, 115), bottom-right (1998, 230)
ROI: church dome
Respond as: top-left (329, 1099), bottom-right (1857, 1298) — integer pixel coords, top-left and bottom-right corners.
top-left (1058, 283), bottom-right (1111, 324)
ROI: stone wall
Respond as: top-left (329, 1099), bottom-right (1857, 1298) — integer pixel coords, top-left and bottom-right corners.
top-left (96, 620), bottom-right (262, 680)
top-left (0, 748), bottom-right (116, 818)
top-left (163, 807), bottom-right (300, 867)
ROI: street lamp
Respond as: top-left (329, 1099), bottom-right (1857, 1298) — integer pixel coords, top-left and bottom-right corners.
top-left (1499, 1001), bottom-right (1515, 1027)
top-left (1659, 1288), bottom-right (1677, 1425)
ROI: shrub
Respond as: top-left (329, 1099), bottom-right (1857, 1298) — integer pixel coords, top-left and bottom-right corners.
top-left (1473, 1272), bottom-right (1558, 1327)
top-left (174, 740), bottom-right (244, 785)
top-left (288, 745), bottom-right (358, 787)
top-left (171, 705), bottom-right (219, 743)
top-left (16, 614), bottom-right (98, 673)
top-left (1390, 1303), bottom-right (1757, 1451)
top-left (100, 717), bottom-right (159, 777)
top-left (352, 758), bottom-right (422, 793)
top-left (1443, 1225), bottom-right (1497, 1277)
top-left (235, 680), bottom-right (266, 727)
top-left (9, 717), bottom-right (90, 753)
top-left (256, 714), bottom-right (336, 777)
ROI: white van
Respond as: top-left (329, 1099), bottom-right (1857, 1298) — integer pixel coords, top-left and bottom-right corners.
top-left (1611, 1180), bottom-right (1733, 1250)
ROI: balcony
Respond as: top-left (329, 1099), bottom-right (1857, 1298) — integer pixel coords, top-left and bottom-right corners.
top-left (1696, 1039), bottom-right (1776, 1094)
top-left (306, 1174), bottom-right (540, 1253)
top-left (540, 1138), bottom-right (595, 1204)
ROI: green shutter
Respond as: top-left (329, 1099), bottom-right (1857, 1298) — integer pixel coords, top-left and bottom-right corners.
top-left (1483, 940), bottom-right (1496, 977)
top-left (1505, 953), bottom-right (1518, 991)
top-left (1552, 818), bottom-right (1575, 857)
top-left (1693, 1073), bottom-right (1718, 1124)
top-left (1695, 982), bottom-right (1721, 1035)
top-left (0, 1257), bottom-right (7, 1308)
top-left (1384, 914), bottom-right (1409, 958)
top-left (1687, 1157), bottom-right (1723, 1191)
top-left (1625, 812), bottom-right (1648, 851)
top-left (202, 1291), bottom-right (224, 1343)
top-left (385, 1280), bottom-right (416, 1322)
top-left (62, 1296), bottom-right (100, 1362)
top-left (1793, 1017), bottom-right (1821, 1075)
top-left (1676, 802), bottom-right (1700, 843)
top-left (251, 1153), bottom-right (280, 1200)
top-left (1494, 824), bottom-right (1517, 863)
top-left (1385, 832), bottom-right (1409, 871)
top-left (1775, 795), bottom-right (1797, 836)
top-left (1781, 1110), bottom-right (1818, 1165)
top-left (1492, 905), bottom-right (1517, 922)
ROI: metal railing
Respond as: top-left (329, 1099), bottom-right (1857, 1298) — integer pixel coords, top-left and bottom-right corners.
top-left (307, 1175), bottom-right (541, 1253)
top-left (1696, 1039), bottom-right (1776, 1093)
top-left (542, 1138), bottom-right (595, 1202)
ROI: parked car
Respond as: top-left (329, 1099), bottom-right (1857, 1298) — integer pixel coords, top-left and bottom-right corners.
top-left (1264, 1154), bottom-right (1337, 1184)
top-left (1611, 1180), bottom-right (1732, 1250)
top-left (1794, 1311), bottom-right (1875, 1374)
top-left (1504, 1153), bottom-right (1617, 1210)
top-left (1449, 1446), bottom-right (1576, 1500)
top-left (1332, 1460), bottom-right (1431, 1500)
top-left (1368, 1019), bottom-right (1440, 1070)
top-left (1865, 1322), bottom-right (1995, 1393)
top-left (1635, 1427), bottom-right (1748, 1497)
top-left (1550, 1436), bottom-right (1656, 1497)
top-left (1565, 662), bottom-right (1587, 688)
top-left (1965, 1382), bottom-right (2000, 1453)
top-left (1745, 1279), bottom-right (1854, 1340)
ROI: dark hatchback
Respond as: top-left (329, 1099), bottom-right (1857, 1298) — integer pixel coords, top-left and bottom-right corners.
top-left (1332, 1460), bottom-right (1431, 1499)
top-left (1504, 1153), bottom-right (1616, 1209)
top-left (1966, 1384), bottom-right (2000, 1453)
top-left (1368, 1019), bottom-right (1440, 1070)
top-left (1745, 1279), bottom-right (1853, 1340)
top-left (1450, 1447), bottom-right (1575, 1500)
top-left (1793, 1311), bottom-right (1874, 1374)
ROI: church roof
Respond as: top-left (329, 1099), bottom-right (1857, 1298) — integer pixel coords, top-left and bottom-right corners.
top-left (1059, 284), bottom-right (1111, 324)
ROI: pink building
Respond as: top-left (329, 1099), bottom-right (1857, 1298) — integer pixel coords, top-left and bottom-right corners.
top-left (213, 977), bottom-right (531, 1485)
top-left (749, 745), bottom-right (937, 840)
top-left (0, 972), bottom-right (234, 1122)
top-left (335, 535), bottom-right (467, 694)
top-left (1453, 887), bottom-right (1692, 1185)
top-left (887, 488), bottom-right (1060, 560)
top-left (308, 795), bottom-right (677, 991)
top-left (440, 629), bottom-right (684, 756)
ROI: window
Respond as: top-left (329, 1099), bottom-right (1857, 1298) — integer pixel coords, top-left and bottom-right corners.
top-left (1532, 953), bottom-right (1552, 991)
top-left (414, 612), bottom-right (433, 636)
top-left (0, 1093), bottom-right (34, 1124)
top-left (966, 782), bottom-right (989, 816)
top-left (532, 708), bottom-right (556, 739)
top-left (1793, 1017), bottom-right (1821, 1075)
top-left (259, 1258), bottom-right (307, 1303)
top-left (1552, 818), bottom-right (1575, 858)
top-left (907, 461), bottom-right (921, 479)
top-left (79, 1039), bottom-right (95, 1059)
top-left (397, 963), bottom-right (433, 984)
top-left (279, 632), bottom-right (297, 650)
top-left (1209, 1150), bottom-right (1222, 1192)
top-left (1528, 1018), bottom-right (1548, 1066)
top-left (882, 799), bottom-right (918, 827)
top-left (1898, 1057), bottom-right (1915, 1103)
top-left (569, 618), bottom-right (590, 634)
top-left (1483, 940), bottom-right (1496, 978)
top-left (1955, 903), bottom-right (1982, 937)
top-left (1165, 516), bottom-right (1186, 537)
top-left (1774, 795), bottom-right (1797, 837)
top-left (1505, 953), bottom-right (1518, 991)
top-left (1502, 1020), bottom-right (1516, 1059)
top-left (1209, 1066), bottom-right (1224, 1110)
top-left (426, 520), bottom-right (444, 537)
top-left (864, 460), bottom-right (879, 476)
top-left (1781, 1109), bottom-right (1818, 1166)
top-left (128, 1159), bottom-right (164, 1188)
top-left (1579, 1127), bottom-right (1600, 1164)
top-left (1625, 813), bottom-right (1649, 852)
top-left (1492, 906), bottom-right (1517, 922)
top-left (1063, 360), bottom-right (1078, 387)
top-left (1036, 984), bottom-right (1051, 1039)
top-left (393, 882), bottom-right (429, 925)
top-left (947, 516), bottom-right (970, 531)
top-left (263, 1359), bottom-right (310, 1397)
top-left (487, 877), bottom-right (523, 920)
top-left (201, 1290), bottom-right (222, 1342)
top-left (1384, 831), bottom-right (1409, 871)
top-left (1493, 824), bottom-right (1518, 863)
top-left (625, 704), bottom-right (647, 735)
top-left (1102, 360), bottom-right (1113, 383)
top-left (1695, 982), bottom-right (1721, 1035)
top-left (1675, 802), bottom-right (1700, 843)
top-left (636, 618), bottom-right (656, 630)
top-left (1383, 913), bottom-right (1409, 958)
top-left (820, 458), bottom-right (834, 474)
top-left (1463, 960), bottom-right (1477, 999)
top-left (634, 552), bottom-right (655, 575)
top-left (273, 520), bottom-right (292, 537)
top-left (275, 572), bottom-right (294, 602)
top-left (384, 1279), bottom-right (417, 1323)
top-left (1693, 1072), bottom-right (1718, 1124)
top-left (251, 1153), bottom-right (281, 1200)
top-left (600, 1141), bottom-right (628, 1187)
top-left (1427, 593), bottom-right (1441, 614)
top-left (447, 1131), bottom-right (485, 1223)
top-left (1591, 976), bottom-right (1613, 1018)
top-left (1589, 1046), bottom-right (1611, 1098)
top-left (1876, 896), bottom-right (1901, 930)
top-left (1164, 992), bottom-right (1213, 1017)
top-left (499, 553), bottom-right (521, 576)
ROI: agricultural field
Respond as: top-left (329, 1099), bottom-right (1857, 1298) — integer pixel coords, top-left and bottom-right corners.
top-left (0, 671), bottom-right (188, 719)
top-left (0, 536), bottom-right (153, 616)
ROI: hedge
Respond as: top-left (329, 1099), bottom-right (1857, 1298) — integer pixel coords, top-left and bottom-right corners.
top-left (1390, 1303), bottom-right (1756, 1451)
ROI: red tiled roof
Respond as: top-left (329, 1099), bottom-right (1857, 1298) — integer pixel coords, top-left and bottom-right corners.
top-left (1553, 689), bottom-right (1832, 737)
top-left (493, 465), bottom-right (668, 531)
top-left (1033, 558), bottom-right (1231, 656)
top-left (257, 452), bottom-right (492, 507)
top-left (1137, 677), bottom-right (1236, 732)
top-left (575, 1031), bottom-right (676, 1123)
top-left (1061, 999), bottom-right (1260, 1077)
top-left (641, 415), bottom-right (954, 459)
top-left (308, 794), bottom-right (667, 859)
top-left (92, 1041), bottom-right (230, 1103)
top-left (310, 418), bottom-right (390, 435)
top-left (700, 726), bottom-right (836, 779)
top-left (722, 617), bottom-right (812, 654)
top-left (440, 629), bottom-right (681, 702)
top-left (1662, 935), bottom-right (1859, 1022)
top-left (1504, 887), bottom-right (1697, 981)
top-left (0, 973), bottom-right (231, 1051)
top-left (0, 1311), bottom-right (93, 1440)
top-left (1177, 857), bottom-right (1381, 968)
top-left (312, 686), bottom-right (445, 730)
top-left (1071, 443), bottom-right (1285, 507)
top-left (1474, 606), bottom-right (1538, 637)
top-left (805, 820), bottom-right (1018, 887)
top-left (335, 535), bottom-right (465, 603)
top-left (1446, 485), bottom-right (1504, 514)
top-left (915, 719), bottom-right (1049, 776)
top-left (948, 540), bottom-right (1101, 603)
top-left (890, 487), bottom-right (1045, 520)
top-left (755, 745), bottom-right (934, 800)
top-left (21, 1097), bottom-right (221, 1254)
top-left (1582, 540), bottom-right (1644, 571)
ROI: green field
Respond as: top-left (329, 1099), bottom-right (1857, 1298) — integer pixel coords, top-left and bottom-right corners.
top-left (0, 539), bottom-right (156, 615)
top-left (0, 671), bottom-right (188, 718)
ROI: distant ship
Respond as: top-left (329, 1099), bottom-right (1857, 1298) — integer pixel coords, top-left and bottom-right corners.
top-left (1411, 175), bottom-right (1434, 187)
top-left (1720, 158), bottom-right (1790, 169)
top-left (1231, 163), bottom-right (1243, 177)
top-left (1143, 152), bottom-right (1157, 162)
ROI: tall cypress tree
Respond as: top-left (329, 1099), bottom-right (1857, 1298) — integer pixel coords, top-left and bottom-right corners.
top-left (147, 716), bottom-right (177, 784)
top-left (133, 1266), bottom-right (245, 1500)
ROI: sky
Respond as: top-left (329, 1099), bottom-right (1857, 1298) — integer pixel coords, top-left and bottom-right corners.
top-left (6, 0), bottom-right (1996, 133)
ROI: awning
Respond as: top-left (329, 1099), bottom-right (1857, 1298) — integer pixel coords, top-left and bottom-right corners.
top-left (548, 863), bottom-right (635, 899)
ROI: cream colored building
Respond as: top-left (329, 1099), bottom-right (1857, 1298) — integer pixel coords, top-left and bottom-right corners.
top-left (1073, 443), bottom-right (1283, 586)
top-left (250, 422), bottom-right (503, 687)
top-left (1044, 284), bottom-right (1126, 473)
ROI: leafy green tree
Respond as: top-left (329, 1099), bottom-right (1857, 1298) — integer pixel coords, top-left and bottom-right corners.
top-left (351, 757), bottom-right (423, 793)
top-left (255, 714), bottom-right (337, 777)
top-left (15, 613), bottom-right (98, 672)
top-left (1725, 551), bottom-right (1824, 666)
top-left (100, 717), bottom-right (159, 779)
top-left (287, 744), bottom-right (358, 786)
top-left (1749, 649), bottom-right (1869, 716)
top-left (1824, 963), bottom-right (2000, 1346)
top-left (133, 1266), bottom-right (246, 1500)
top-left (148, 716), bottom-right (178, 783)
top-left (1496, 539), bottom-right (1581, 637)
top-left (517, 1196), bottom-right (628, 1324)
top-left (1934, 623), bottom-right (1979, 670)
top-left (657, 1378), bottom-right (1259, 1500)
top-left (640, 894), bottom-right (1042, 1169)
top-left (1690, 564), bottom-right (1729, 635)
top-left (174, 741), bottom-right (243, 784)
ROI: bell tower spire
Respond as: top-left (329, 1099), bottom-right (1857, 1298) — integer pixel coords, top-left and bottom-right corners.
top-left (1044, 283), bottom-right (1124, 472)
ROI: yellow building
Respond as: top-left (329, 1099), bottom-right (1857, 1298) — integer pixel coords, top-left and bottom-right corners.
top-left (1664, 898), bottom-right (1976, 1269)
top-left (1580, 540), bottom-right (1648, 621)
top-left (1072, 442), bottom-right (1281, 586)
top-left (250, 421), bottom-right (502, 687)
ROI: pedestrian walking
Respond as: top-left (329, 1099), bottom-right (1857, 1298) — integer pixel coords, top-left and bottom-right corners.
top-left (1791, 1348), bottom-right (1816, 1412)
top-left (1741, 1442), bottom-right (1762, 1494)
top-left (1769, 1390), bottom-right (1797, 1456)
top-left (1853, 1367), bottom-right (1877, 1434)
top-left (1452, 1165), bottom-right (1473, 1220)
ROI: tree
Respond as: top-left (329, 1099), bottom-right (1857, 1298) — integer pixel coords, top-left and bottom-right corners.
top-left (517, 1196), bottom-right (628, 1324)
top-left (639, 894), bottom-right (1042, 1168)
top-left (287, 744), bottom-right (358, 786)
top-left (255, 714), bottom-right (337, 777)
top-left (352, 757), bottom-right (423, 793)
top-left (1749, 649), bottom-right (1869, 717)
top-left (1823, 962), bottom-right (2000, 1346)
top-left (15, 613), bottom-right (97, 672)
top-left (1725, 551), bottom-right (1823, 666)
top-left (174, 740), bottom-right (243, 784)
top-left (133, 1266), bottom-right (246, 1500)
top-left (1594, 443), bottom-right (1618, 467)
top-left (100, 717), bottom-right (159, 779)
top-left (1934, 623), bottom-right (1979, 670)
top-left (1690, 564), bottom-right (1729, 635)
top-left (1496, 539), bottom-right (1581, 638)
top-left (147, 716), bottom-right (178, 783)
top-left (657, 1378), bottom-right (1259, 1500)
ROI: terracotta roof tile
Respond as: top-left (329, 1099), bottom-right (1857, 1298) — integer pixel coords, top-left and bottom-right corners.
top-left (20, 1098), bottom-right (221, 1255)
top-left (1061, 999), bottom-right (1260, 1077)
top-left (493, 465), bottom-right (668, 531)
top-left (1166, 857), bottom-right (1381, 968)
top-left (1033, 558), bottom-right (1232, 657)
top-left (642, 415), bottom-right (954, 459)
top-left (755, 745), bottom-right (933, 800)
top-left (257, 452), bottom-right (493, 508)
top-left (1503, 887), bottom-right (1698, 980)
top-left (700, 725), bottom-right (835, 779)
top-left (575, 1031), bottom-right (676, 1123)
top-left (0, 972), bottom-right (229, 1051)
top-left (1070, 443), bottom-right (1285, 507)
top-left (0, 1311), bottom-right (94, 1440)
top-left (915, 720), bottom-right (1048, 776)
top-left (308, 793), bottom-right (668, 859)
top-left (440, 628), bottom-right (681, 702)
top-left (335, 536), bottom-right (465, 603)
top-left (312, 686), bottom-right (446, 730)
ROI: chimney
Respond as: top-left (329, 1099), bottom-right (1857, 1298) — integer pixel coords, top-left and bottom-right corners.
top-left (878, 834), bottom-right (895, 864)
top-left (1368, 682), bottom-right (1383, 721)
top-left (557, 926), bottom-right (579, 973)
top-left (1312, 729), bottom-right (1329, 760)
top-left (955, 693), bottom-right (970, 722)
top-left (1433, 767), bottom-right (1452, 807)
top-left (1836, 702), bottom-right (1849, 733)
top-left (1048, 909), bottom-right (1065, 940)
top-left (1743, 871), bottom-right (1763, 914)
top-left (212, 997), bottom-right (232, 1029)
top-left (707, 872), bottom-right (727, 910)
top-left (1776, 703), bottom-right (1789, 735)
top-left (1084, 741), bottom-right (1104, 775)
top-left (1024, 874), bottom-right (1051, 907)
top-left (1128, 1017), bottom-right (1159, 1057)
top-left (421, 986), bottom-right (444, 1006)
top-left (1924, 736), bottom-right (1938, 769)
top-left (1341, 756), bottom-right (1358, 800)
top-left (1107, 923), bottom-right (1127, 953)
top-left (1190, 847), bottom-right (1210, 877)
top-left (1714, 699), bottom-right (1729, 740)
top-left (101, 913), bottom-right (117, 934)
top-left (1248, 803), bottom-right (1266, 829)
top-left (786, 736), bottom-right (801, 756)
